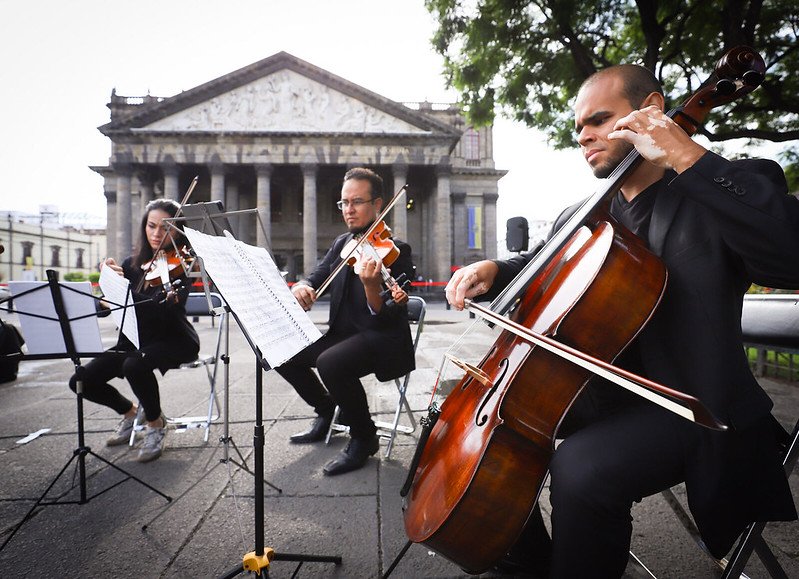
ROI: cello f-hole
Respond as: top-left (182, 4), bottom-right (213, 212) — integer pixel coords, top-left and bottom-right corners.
top-left (476, 357), bottom-right (509, 427)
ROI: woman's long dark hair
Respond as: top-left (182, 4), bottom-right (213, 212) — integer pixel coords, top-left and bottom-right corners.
top-left (133, 199), bottom-right (187, 268)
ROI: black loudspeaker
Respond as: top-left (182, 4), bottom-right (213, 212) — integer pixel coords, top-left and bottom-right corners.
top-left (506, 216), bottom-right (529, 253)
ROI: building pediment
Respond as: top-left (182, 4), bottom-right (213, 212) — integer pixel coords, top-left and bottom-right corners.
top-left (142, 69), bottom-right (428, 134)
top-left (100, 52), bottom-right (461, 138)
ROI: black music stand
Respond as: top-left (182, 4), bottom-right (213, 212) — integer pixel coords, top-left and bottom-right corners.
top-left (179, 222), bottom-right (340, 577)
top-left (0, 270), bottom-right (171, 553)
top-left (138, 203), bottom-right (281, 534)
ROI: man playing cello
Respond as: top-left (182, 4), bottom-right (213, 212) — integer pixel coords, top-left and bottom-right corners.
top-left (446, 64), bottom-right (799, 577)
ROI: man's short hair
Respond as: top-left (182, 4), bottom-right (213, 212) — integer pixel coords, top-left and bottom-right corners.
top-left (344, 167), bottom-right (384, 201)
top-left (582, 64), bottom-right (664, 109)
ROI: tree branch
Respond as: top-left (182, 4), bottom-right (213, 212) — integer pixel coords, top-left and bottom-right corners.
top-left (701, 127), bottom-right (799, 142)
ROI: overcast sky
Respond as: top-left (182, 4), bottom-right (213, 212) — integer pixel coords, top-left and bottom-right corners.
top-left (1, 0), bottom-right (599, 236)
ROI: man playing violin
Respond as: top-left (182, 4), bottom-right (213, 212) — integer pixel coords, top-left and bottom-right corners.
top-left (446, 65), bottom-right (799, 577)
top-left (68, 198), bottom-right (200, 462)
top-left (276, 167), bottom-right (416, 476)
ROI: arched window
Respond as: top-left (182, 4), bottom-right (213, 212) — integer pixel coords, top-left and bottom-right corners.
top-left (463, 128), bottom-right (480, 166)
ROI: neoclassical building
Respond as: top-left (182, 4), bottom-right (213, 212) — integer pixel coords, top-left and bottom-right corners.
top-left (94, 52), bottom-right (506, 282)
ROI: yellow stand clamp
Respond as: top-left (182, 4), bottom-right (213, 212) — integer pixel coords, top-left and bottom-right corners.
top-left (242, 548), bottom-right (275, 575)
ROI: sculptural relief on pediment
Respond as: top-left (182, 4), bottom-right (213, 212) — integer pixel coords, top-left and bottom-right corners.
top-left (142, 70), bottom-right (428, 134)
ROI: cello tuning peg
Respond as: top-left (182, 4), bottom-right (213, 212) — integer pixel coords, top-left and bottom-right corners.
top-left (715, 78), bottom-right (736, 96)
top-left (742, 70), bottom-right (764, 87)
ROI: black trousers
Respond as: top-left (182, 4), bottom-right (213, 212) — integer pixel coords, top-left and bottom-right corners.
top-left (547, 401), bottom-right (694, 577)
top-left (69, 351), bottom-right (163, 422)
top-left (276, 331), bottom-right (380, 440)
top-left (506, 379), bottom-right (700, 578)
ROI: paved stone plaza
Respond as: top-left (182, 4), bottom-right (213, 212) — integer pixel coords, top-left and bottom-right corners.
top-left (1, 299), bottom-right (797, 578)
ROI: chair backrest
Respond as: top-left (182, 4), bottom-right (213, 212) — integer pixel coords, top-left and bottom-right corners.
top-left (406, 296), bottom-right (426, 352)
top-left (185, 292), bottom-right (224, 317)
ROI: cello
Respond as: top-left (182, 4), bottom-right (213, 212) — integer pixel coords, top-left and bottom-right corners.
top-left (400, 47), bottom-right (766, 573)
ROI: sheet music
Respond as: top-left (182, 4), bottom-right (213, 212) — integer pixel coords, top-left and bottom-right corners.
top-left (183, 227), bottom-right (321, 367)
top-left (98, 265), bottom-right (140, 349)
top-left (9, 281), bottom-right (104, 355)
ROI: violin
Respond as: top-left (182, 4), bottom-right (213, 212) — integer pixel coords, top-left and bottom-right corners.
top-left (400, 46), bottom-right (766, 573)
top-left (141, 246), bottom-right (196, 302)
top-left (340, 220), bottom-right (410, 306)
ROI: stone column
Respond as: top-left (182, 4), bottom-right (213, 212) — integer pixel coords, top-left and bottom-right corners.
top-left (138, 173), bottom-right (155, 213)
top-left (391, 162), bottom-right (408, 240)
top-left (163, 164), bottom-right (179, 201)
top-left (483, 192), bottom-right (499, 259)
top-left (115, 165), bottom-right (133, 259)
top-left (301, 162), bottom-right (318, 277)
top-left (256, 164), bottom-right (273, 248)
top-left (226, 181), bottom-right (241, 239)
top-left (104, 187), bottom-right (117, 262)
top-left (433, 164), bottom-right (452, 282)
top-left (451, 192), bottom-right (467, 268)
top-left (210, 164), bottom-right (225, 203)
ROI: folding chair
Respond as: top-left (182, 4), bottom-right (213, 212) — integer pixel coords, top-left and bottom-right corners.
top-left (718, 417), bottom-right (798, 578)
top-left (130, 291), bottom-right (225, 444)
top-left (629, 417), bottom-right (799, 578)
top-left (326, 295), bottom-right (426, 459)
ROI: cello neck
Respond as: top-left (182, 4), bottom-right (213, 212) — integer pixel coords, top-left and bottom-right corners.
top-left (490, 143), bottom-right (645, 315)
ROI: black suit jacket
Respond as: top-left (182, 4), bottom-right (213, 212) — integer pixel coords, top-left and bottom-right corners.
top-left (301, 231), bottom-right (416, 382)
top-left (490, 152), bottom-right (799, 555)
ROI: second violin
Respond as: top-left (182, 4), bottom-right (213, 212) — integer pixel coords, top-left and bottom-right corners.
top-left (340, 220), bottom-right (410, 307)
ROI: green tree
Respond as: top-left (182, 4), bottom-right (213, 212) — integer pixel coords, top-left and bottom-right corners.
top-left (781, 149), bottom-right (799, 191)
top-left (426, 0), bottom-right (799, 149)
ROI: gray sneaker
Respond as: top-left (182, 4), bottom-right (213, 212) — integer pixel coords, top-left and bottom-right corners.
top-left (136, 416), bottom-right (167, 462)
top-left (106, 415), bottom-right (136, 446)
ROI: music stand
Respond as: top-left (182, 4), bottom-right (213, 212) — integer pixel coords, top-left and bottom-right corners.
top-left (0, 270), bottom-right (171, 553)
top-left (179, 200), bottom-right (234, 236)
top-left (182, 222), bottom-right (341, 577)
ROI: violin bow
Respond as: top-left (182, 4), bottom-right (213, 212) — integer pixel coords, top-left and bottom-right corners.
top-left (313, 183), bottom-right (408, 300)
top-left (463, 299), bottom-right (727, 431)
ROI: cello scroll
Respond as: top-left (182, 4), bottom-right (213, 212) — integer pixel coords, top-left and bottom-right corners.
top-left (672, 46), bottom-right (765, 136)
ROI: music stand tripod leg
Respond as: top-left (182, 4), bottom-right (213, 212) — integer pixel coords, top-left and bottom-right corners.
top-left (221, 359), bottom-right (341, 578)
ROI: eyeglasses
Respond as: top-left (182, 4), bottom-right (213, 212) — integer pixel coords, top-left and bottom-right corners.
top-left (336, 198), bottom-right (374, 210)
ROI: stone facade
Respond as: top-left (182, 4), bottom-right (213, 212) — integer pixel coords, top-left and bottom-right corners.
top-left (94, 52), bottom-right (506, 282)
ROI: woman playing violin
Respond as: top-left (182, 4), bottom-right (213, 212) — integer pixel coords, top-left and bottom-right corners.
top-left (446, 65), bottom-right (798, 577)
top-left (68, 198), bottom-right (199, 462)
top-left (276, 167), bottom-right (416, 476)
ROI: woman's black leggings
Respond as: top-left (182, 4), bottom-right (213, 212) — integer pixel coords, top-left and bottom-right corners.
top-left (68, 351), bottom-right (162, 422)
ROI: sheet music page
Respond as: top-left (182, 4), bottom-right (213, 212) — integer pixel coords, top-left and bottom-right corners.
top-left (99, 265), bottom-right (140, 349)
top-left (183, 227), bottom-right (321, 367)
top-left (9, 281), bottom-right (104, 355)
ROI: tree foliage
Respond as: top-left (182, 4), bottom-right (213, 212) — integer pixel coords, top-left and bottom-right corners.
top-left (425, 0), bottom-right (799, 150)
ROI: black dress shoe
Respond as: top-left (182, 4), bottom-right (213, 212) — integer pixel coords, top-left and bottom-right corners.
top-left (289, 414), bottom-right (333, 444)
top-left (322, 435), bottom-right (380, 476)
